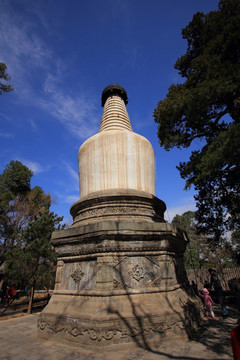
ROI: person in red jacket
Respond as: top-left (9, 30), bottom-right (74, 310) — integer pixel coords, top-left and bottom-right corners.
top-left (10, 285), bottom-right (16, 297)
top-left (199, 288), bottom-right (215, 319)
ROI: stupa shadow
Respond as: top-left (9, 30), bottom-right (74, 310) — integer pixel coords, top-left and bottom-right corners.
top-left (104, 250), bottom-right (202, 354)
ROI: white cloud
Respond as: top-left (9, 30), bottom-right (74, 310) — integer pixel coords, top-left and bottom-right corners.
top-left (63, 162), bottom-right (79, 184)
top-left (0, 132), bottom-right (14, 138)
top-left (0, 12), bottom-right (52, 88)
top-left (0, 3), bottom-right (99, 140)
top-left (54, 191), bottom-right (79, 205)
top-left (64, 195), bottom-right (79, 204)
top-left (19, 160), bottom-right (47, 174)
top-left (60, 162), bottom-right (79, 192)
top-left (0, 112), bottom-right (12, 122)
top-left (38, 74), bottom-right (99, 139)
top-left (165, 203), bottom-right (196, 223)
top-left (52, 163), bottom-right (79, 204)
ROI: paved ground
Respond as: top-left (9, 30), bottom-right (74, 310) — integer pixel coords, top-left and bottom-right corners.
top-left (0, 305), bottom-right (239, 360)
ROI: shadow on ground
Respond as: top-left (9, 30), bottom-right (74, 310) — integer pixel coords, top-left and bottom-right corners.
top-left (189, 304), bottom-right (239, 359)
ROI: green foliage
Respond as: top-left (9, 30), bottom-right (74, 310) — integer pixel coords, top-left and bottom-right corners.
top-left (5, 212), bottom-right (62, 289)
top-left (172, 211), bottom-right (208, 269)
top-left (231, 227), bottom-right (240, 265)
top-left (0, 160), bottom-right (32, 202)
top-left (172, 211), bottom-right (196, 233)
top-left (0, 161), bottom-right (33, 264)
top-left (0, 162), bottom-right (53, 265)
top-left (172, 211), bottom-right (238, 270)
top-left (0, 161), bottom-right (64, 289)
top-left (154, 0), bottom-right (240, 238)
top-left (0, 62), bottom-right (14, 95)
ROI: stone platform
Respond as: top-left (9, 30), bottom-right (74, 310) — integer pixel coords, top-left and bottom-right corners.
top-left (38, 213), bottom-right (202, 347)
top-left (38, 287), bottom-right (200, 346)
top-left (1, 305), bottom-right (238, 359)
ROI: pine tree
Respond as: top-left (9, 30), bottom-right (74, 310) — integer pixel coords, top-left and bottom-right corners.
top-left (154, 0), bottom-right (240, 239)
top-left (0, 161), bottom-right (64, 289)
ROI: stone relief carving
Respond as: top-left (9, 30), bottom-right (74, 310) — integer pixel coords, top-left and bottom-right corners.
top-left (128, 264), bottom-right (145, 282)
top-left (54, 260), bottom-right (64, 290)
top-left (112, 256), bottom-right (163, 289)
top-left (113, 278), bottom-right (125, 290)
top-left (75, 206), bottom-right (155, 219)
top-left (146, 256), bottom-right (160, 267)
top-left (112, 256), bottom-right (127, 267)
top-left (71, 267), bottom-right (84, 283)
top-left (37, 318), bottom-right (183, 342)
top-left (55, 241), bottom-right (172, 257)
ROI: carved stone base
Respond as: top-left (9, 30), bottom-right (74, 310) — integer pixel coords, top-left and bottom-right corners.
top-left (38, 288), bottom-right (202, 347)
top-left (39, 195), bottom-right (203, 348)
top-left (70, 189), bottom-right (166, 227)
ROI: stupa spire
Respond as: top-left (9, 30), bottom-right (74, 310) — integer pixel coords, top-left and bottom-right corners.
top-left (99, 84), bottom-right (132, 132)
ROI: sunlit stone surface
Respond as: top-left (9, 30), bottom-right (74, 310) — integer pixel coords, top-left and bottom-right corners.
top-left (78, 86), bottom-right (155, 198)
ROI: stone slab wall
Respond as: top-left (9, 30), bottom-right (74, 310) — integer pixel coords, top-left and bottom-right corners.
top-left (186, 267), bottom-right (240, 291)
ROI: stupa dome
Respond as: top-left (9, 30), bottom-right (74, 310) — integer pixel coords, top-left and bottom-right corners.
top-left (78, 84), bottom-right (155, 198)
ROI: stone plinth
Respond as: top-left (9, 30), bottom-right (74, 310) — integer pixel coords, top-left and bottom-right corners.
top-left (38, 214), bottom-right (202, 347)
top-left (70, 189), bottom-right (166, 227)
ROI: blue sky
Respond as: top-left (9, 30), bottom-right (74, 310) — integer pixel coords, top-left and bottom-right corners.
top-left (0, 0), bottom-right (219, 224)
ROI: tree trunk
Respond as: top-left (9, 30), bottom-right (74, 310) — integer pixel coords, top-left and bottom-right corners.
top-left (27, 280), bottom-right (35, 314)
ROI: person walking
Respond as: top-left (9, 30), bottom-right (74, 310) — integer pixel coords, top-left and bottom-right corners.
top-left (199, 288), bottom-right (215, 319)
top-left (208, 268), bottom-right (229, 317)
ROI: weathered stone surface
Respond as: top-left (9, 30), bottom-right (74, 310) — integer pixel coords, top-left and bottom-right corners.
top-left (78, 130), bottom-right (155, 198)
top-left (70, 189), bottom-right (166, 226)
top-left (38, 288), bottom-right (201, 346)
top-left (38, 85), bottom-right (202, 347)
top-left (38, 218), bottom-right (202, 346)
top-left (78, 85), bottom-right (155, 198)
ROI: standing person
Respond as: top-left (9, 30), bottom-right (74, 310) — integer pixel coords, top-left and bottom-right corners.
top-left (10, 285), bottom-right (16, 297)
top-left (1, 282), bottom-right (7, 305)
top-left (24, 286), bottom-right (29, 298)
top-left (3, 285), bottom-right (11, 305)
top-left (208, 268), bottom-right (229, 317)
top-left (198, 288), bottom-right (215, 318)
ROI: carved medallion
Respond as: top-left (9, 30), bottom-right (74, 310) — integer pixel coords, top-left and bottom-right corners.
top-left (128, 264), bottom-right (145, 282)
top-left (71, 267), bottom-right (84, 283)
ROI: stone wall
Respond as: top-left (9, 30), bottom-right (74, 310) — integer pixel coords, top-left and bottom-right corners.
top-left (186, 267), bottom-right (240, 291)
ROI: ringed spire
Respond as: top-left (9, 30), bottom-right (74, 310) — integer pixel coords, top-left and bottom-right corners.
top-left (99, 84), bottom-right (132, 132)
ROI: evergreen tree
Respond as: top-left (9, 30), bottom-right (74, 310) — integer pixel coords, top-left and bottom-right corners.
top-left (154, 0), bottom-right (240, 240)
top-left (0, 62), bottom-right (14, 95)
top-left (0, 161), bottom-right (33, 265)
top-left (172, 211), bottom-right (237, 270)
top-left (0, 161), bottom-right (63, 289)
top-left (5, 212), bottom-right (62, 289)
top-left (172, 211), bottom-right (208, 269)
